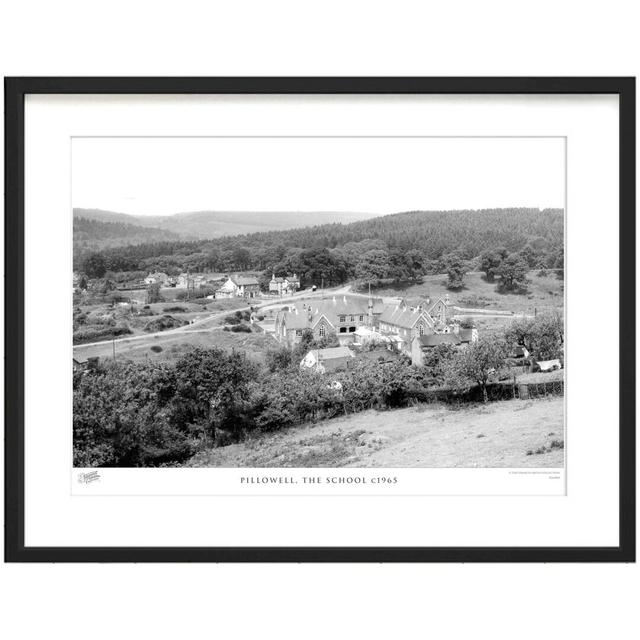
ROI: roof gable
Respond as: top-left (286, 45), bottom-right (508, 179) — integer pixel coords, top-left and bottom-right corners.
top-left (378, 305), bottom-right (435, 329)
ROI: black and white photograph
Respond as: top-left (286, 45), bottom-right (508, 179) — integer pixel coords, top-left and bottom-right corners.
top-left (72, 136), bottom-right (565, 471)
top-left (6, 77), bottom-right (632, 566)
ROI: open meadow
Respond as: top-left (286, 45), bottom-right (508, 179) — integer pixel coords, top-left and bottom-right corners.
top-left (373, 270), bottom-right (563, 313)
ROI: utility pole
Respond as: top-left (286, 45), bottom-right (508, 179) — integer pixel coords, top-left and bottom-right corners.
top-left (112, 339), bottom-right (116, 361)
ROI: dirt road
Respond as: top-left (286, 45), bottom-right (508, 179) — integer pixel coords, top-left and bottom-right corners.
top-left (73, 284), bottom-right (353, 353)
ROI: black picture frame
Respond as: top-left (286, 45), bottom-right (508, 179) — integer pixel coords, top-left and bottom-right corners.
top-left (4, 77), bottom-right (636, 563)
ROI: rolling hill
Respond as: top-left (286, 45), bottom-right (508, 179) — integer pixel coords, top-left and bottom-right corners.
top-left (74, 217), bottom-right (181, 252)
top-left (73, 208), bottom-right (379, 240)
top-left (75, 207), bottom-right (564, 279)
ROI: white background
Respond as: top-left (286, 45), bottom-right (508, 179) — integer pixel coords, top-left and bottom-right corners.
top-left (1, 1), bottom-right (638, 639)
top-left (72, 135), bottom-right (565, 213)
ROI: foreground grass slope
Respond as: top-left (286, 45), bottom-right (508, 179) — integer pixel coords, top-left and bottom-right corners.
top-left (186, 397), bottom-right (564, 468)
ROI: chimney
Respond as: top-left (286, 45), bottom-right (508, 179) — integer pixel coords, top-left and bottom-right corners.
top-left (445, 293), bottom-right (450, 305)
top-left (332, 296), bottom-right (336, 304)
top-left (343, 295), bottom-right (347, 304)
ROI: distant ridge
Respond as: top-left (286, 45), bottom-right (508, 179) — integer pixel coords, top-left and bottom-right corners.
top-left (74, 207), bottom-right (564, 276)
top-left (73, 208), bottom-right (380, 240)
top-left (74, 216), bottom-right (181, 251)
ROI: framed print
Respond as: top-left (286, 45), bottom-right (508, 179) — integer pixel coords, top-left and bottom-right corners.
top-left (4, 77), bottom-right (635, 562)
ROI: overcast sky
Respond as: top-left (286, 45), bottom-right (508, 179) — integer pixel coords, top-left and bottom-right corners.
top-left (72, 137), bottom-right (565, 216)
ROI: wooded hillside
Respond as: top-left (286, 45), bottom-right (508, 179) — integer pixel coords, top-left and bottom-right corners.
top-left (74, 208), bottom-right (564, 285)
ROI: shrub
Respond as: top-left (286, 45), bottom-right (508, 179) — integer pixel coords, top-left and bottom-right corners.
top-left (150, 345), bottom-right (163, 353)
top-left (73, 323), bottom-right (132, 345)
top-left (143, 315), bottom-right (188, 333)
top-left (229, 324), bottom-right (252, 333)
top-left (224, 315), bottom-right (241, 325)
top-left (162, 305), bottom-right (188, 313)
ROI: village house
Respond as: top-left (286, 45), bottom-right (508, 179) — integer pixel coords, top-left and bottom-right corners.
top-left (410, 327), bottom-right (478, 366)
top-left (274, 294), bottom-right (385, 346)
top-left (73, 356), bottom-right (100, 373)
top-left (176, 273), bottom-right (209, 288)
top-left (144, 272), bottom-right (170, 285)
top-left (216, 274), bottom-right (261, 299)
top-left (268, 273), bottom-right (301, 296)
top-left (300, 346), bottom-right (355, 373)
top-left (377, 302), bottom-right (436, 349)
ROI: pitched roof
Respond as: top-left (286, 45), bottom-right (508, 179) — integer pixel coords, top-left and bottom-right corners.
top-left (280, 310), bottom-right (314, 329)
top-left (314, 346), bottom-right (354, 360)
top-left (416, 333), bottom-right (461, 347)
top-left (277, 295), bottom-right (384, 330)
top-left (458, 328), bottom-right (475, 343)
top-left (378, 305), bottom-right (435, 330)
top-left (426, 297), bottom-right (449, 313)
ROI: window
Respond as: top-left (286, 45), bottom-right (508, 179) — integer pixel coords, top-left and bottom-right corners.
top-left (296, 329), bottom-right (303, 337)
top-left (348, 326), bottom-right (356, 332)
top-left (419, 324), bottom-right (424, 335)
top-left (349, 315), bottom-right (354, 322)
top-left (319, 325), bottom-right (326, 337)
top-left (339, 315), bottom-right (346, 323)
top-left (339, 327), bottom-right (347, 333)
top-left (359, 315), bottom-right (364, 322)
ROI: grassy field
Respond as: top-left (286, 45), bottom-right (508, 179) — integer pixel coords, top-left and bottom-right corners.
top-left (186, 396), bottom-right (564, 468)
top-left (373, 270), bottom-right (563, 315)
top-left (75, 297), bottom-right (251, 339)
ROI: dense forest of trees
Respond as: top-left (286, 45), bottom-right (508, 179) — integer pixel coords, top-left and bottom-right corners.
top-left (75, 208), bottom-right (564, 287)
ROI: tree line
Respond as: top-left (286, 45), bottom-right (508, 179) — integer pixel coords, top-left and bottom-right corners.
top-left (75, 208), bottom-right (564, 289)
